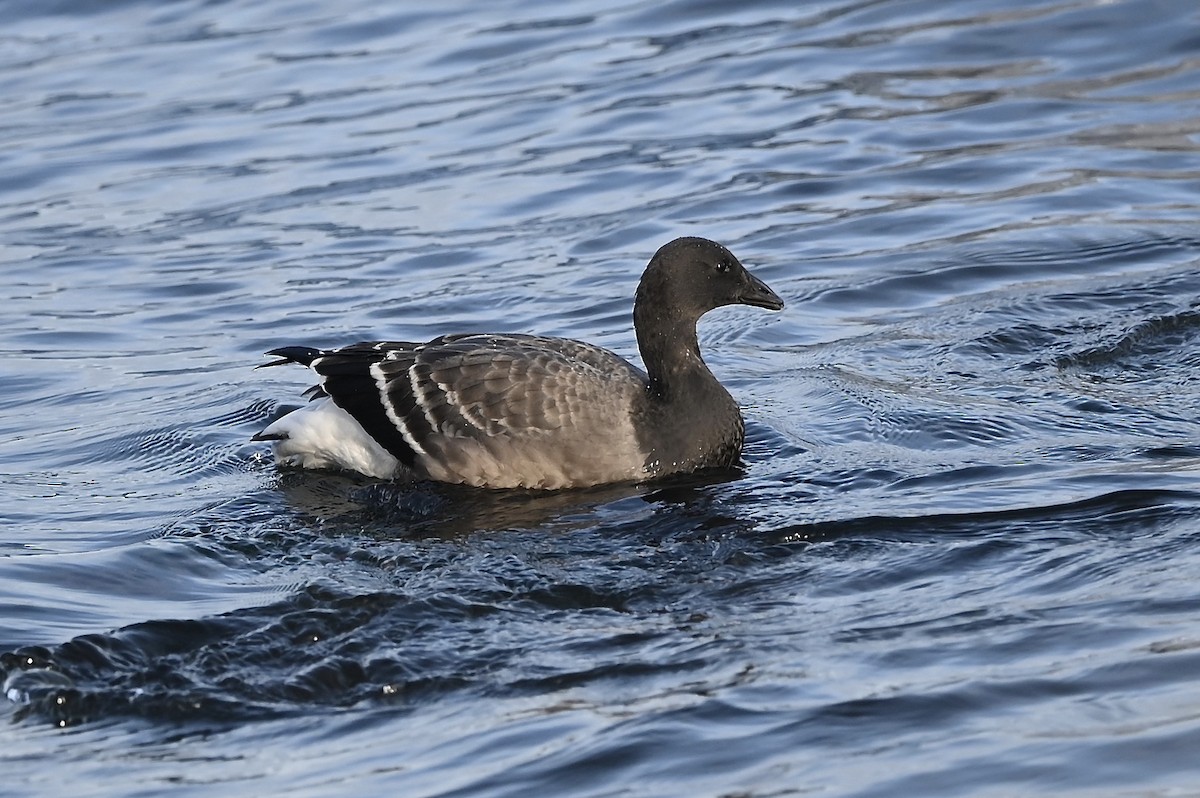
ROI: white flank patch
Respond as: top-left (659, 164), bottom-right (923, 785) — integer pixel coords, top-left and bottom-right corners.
top-left (369, 361), bottom-right (430, 457)
top-left (260, 398), bottom-right (400, 479)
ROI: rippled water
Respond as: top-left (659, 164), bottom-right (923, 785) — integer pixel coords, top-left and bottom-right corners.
top-left (4, 0), bottom-right (1200, 794)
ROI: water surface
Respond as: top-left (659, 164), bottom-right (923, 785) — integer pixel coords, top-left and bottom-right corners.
top-left (3, 0), bottom-right (1200, 795)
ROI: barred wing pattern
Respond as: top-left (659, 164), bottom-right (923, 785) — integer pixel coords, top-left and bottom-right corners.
top-left (281, 334), bottom-right (650, 489)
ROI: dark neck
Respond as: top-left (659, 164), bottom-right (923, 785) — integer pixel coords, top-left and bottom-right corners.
top-left (632, 292), bottom-right (744, 474)
top-left (634, 292), bottom-right (711, 401)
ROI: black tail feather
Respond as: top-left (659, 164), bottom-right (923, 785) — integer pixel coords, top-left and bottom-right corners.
top-left (257, 346), bottom-right (323, 369)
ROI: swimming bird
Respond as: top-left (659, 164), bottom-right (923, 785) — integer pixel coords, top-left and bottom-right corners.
top-left (253, 236), bottom-right (783, 489)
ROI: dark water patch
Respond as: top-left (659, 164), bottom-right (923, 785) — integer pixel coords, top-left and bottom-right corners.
top-left (6, 481), bottom-right (1196, 735)
top-left (774, 488), bottom-right (1200, 548)
top-left (0, 554), bottom-right (718, 728)
top-left (1055, 307), bottom-right (1200, 376)
top-left (1143, 443), bottom-right (1200, 460)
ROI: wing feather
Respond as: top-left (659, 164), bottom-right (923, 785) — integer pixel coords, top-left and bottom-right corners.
top-left (294, 333), bottom-right (648, 486)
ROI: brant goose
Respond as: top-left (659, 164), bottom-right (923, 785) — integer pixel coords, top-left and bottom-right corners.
top-left (254, 237), bottom-right (783, 489)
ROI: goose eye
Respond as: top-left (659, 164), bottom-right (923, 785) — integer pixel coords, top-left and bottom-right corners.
top-left (715, 260), bottom-right (731, 274)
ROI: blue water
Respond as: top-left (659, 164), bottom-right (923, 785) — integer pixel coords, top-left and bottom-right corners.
top-left (3, 0), bottom-right (1200, 794)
